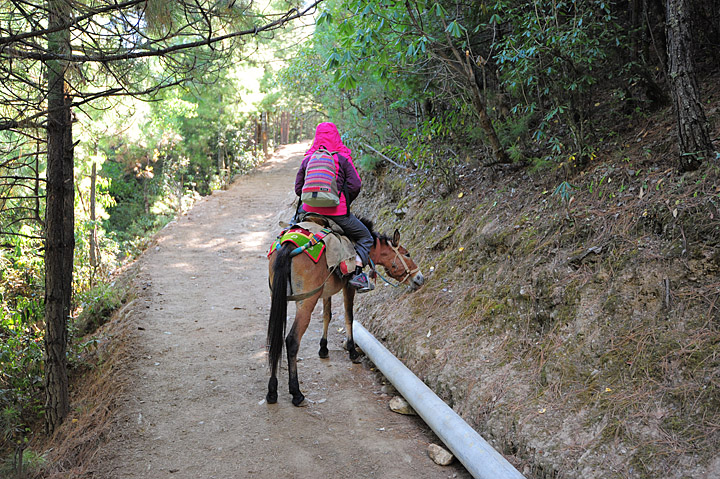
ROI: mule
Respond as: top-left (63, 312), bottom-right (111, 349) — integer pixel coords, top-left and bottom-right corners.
top-left (266, 218), bottom-right (424, 406)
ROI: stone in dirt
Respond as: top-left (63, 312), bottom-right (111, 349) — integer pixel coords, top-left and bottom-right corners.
top-left (427, 443), bottom-right (454, 466)
top-left (389, 396), bottom-right (416, 415)
top-left (381, 384), bottom-right (397, 395)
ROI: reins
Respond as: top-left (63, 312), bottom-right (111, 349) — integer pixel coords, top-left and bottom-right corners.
top-left (369, 259), bottom-right (400, 288)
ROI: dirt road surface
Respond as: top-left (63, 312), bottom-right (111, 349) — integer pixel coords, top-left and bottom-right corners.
top-left (94, 143), bottom-right (472, 479)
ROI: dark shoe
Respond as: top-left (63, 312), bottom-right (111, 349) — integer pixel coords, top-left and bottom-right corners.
top-left (348, 272), bottom-right (375, 293)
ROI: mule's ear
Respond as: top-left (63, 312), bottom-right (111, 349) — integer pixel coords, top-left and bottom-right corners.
top-left (392, 229), bottom-right (400, 246)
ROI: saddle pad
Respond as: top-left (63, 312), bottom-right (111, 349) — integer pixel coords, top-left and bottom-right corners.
top-left (267, 227), bottom-right (326, 263)
top-left (296, 221), bottom-right (357, 276)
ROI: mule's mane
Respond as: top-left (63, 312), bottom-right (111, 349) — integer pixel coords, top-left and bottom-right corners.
top-left (358, 217), bottom-right (393, 245)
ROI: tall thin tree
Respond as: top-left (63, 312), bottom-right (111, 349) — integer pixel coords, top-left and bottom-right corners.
top-left (43, 0), bottom-right (74, 432)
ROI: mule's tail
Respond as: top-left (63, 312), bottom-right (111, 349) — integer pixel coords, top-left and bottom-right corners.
top-left (268, 243), bottom-right (292, 373)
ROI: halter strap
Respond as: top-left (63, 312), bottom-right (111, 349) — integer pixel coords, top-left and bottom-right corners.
top-left (370, 243), bottom-right (419, 287)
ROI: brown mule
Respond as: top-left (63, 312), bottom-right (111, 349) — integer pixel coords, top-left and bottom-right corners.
top-left (266, 218), bottom-right (424, 406)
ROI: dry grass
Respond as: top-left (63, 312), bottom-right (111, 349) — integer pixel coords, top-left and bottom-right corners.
top-left (31, 266), bottom-right (144, 479)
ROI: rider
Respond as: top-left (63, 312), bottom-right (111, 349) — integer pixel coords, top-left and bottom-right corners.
top-left (295, 122), bottom-right (374, 293)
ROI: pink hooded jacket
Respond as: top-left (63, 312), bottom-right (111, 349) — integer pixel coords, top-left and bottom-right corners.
top-left (295, 122), bottom-right (362, 216)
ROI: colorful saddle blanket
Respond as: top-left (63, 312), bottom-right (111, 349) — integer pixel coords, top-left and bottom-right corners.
top-left (267, 226), bottom-right (331, 263)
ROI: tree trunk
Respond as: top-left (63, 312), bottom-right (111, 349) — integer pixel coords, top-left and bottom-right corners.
top-left (90, 161), bottom-right (99, 287)
top-left (261, 112), bottom-right (269, 157)
top-left (44, 0), bottom-right (74, 434)
top-left (217, 130), bottom-right (226, 177)
top-left (254, 117), bottom-right (261, 157)
top-left (35, 135), bottom-right (44, 226)
top-left (280, 112), bottom-right (290, 144)
top-left (665, 0), bottom-right (713, 171)
top-left (464, 53), bottom-right (509, 164)
top-left (217, 94), bottom-right (226, 179)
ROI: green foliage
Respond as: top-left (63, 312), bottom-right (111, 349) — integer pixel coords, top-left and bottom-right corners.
top-left (73, 218), bottom-right (120, 290)
top-left (279, 0), bottom-right (437, 142)
top-left (0, 235), bottom-right (45, 425)
top-left (355, 153), bottom-right (383, 171)
top-left (497, 107), bottom-right (537, 150)
top-left (0, 446), bottom-right (46, 479)
top-left (73, 282), bottom-right (126, 337)
top-left (0, 296), bottom-right (44, 461)
top-left (552, 180), bottom-right (575, 204)
top-left (526, 155), bottom-right (555, 174)
top-left (100, 158), bottom-right (163, 246)
top-left (285, 0), bottom-right (653, 179)
top-left (494, 0), bottom-right (622, 155)
top-left (279, 0), bottom-right (507, 176)
top-left (92, 75), bottom-right (267, 260)
top-left (0, 301), bottom-right (44, 404)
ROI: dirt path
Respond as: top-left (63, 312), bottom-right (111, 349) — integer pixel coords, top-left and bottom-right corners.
top-left (94, 143), bottom-right (471, 479)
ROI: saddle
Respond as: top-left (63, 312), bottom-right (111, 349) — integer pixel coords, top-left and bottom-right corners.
top-left (268, 214), bottom-right (357, 276)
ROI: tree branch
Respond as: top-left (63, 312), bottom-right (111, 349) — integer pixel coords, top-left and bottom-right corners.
top-left (0, 176), bottom-right (47, 182)
top-left (0, 0), bottom-right (147, 47)
top-left (357, 140), bottom-right (407, 169)
top-left (0, 196), bottom-right (45, 200)
top-left (1, 150), bottom-right (45, 168)
top-left (0, 78), bottom-right (188, 133)
top-left (3, 1), bottom-right (323, 63)
top-left (0, 230), bottom-right (44, 240)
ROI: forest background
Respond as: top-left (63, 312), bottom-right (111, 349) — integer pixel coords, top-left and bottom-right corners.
top-left (1, 0), bottom-right (718, 478)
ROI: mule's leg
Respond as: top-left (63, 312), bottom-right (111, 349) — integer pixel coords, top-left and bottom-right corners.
top-left (286, 299), bottom-right (315, 406)
top-left (319, 297), bottom-right (331, 359)
top-left (342, 286), bottom-right (362, 363)
top-left (286, 320), bottom-right (307, 406)
top-left (267, 363), bottom-right (279, 404)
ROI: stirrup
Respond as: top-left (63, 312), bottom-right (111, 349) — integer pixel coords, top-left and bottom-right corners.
top-left (356, 281), bottom-right (375, 293)
top-left (349, 272), bottom-right (374, 293)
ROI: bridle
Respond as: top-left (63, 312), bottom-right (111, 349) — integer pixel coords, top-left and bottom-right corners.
top-left (370, 242), bottom-right (420, 287)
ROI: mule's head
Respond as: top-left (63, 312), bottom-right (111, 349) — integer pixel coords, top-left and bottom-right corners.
top-left (371, 229), bottom-right (424, 291)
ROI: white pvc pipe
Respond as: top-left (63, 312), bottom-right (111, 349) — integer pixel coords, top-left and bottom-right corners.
top-left (354, 321), bottom-right (526, 479)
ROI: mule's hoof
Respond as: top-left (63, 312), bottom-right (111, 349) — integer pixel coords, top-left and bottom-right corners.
top-left (266, 392), bottom-right (278, 404)
top-left (319, 347), bottom-right (329, 359)
top-left (349, 349), bottom-right (364, 363)
top-left (292, 394), bottom-right (306, 407)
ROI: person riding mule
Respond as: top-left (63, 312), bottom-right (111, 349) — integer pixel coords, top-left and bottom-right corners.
top-left (266, 217), bottom-right (424, 406)
top-left (295, 122), bottom-right (374, 292)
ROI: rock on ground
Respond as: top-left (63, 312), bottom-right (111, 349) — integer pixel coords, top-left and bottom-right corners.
top-left (428, 443), bottom-right (455, 466)
top-left (389, 396), bottom-right (417, 415)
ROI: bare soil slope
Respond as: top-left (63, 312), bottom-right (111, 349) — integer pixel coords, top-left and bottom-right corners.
top-left (84, 143), bottom-right (471, 478)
